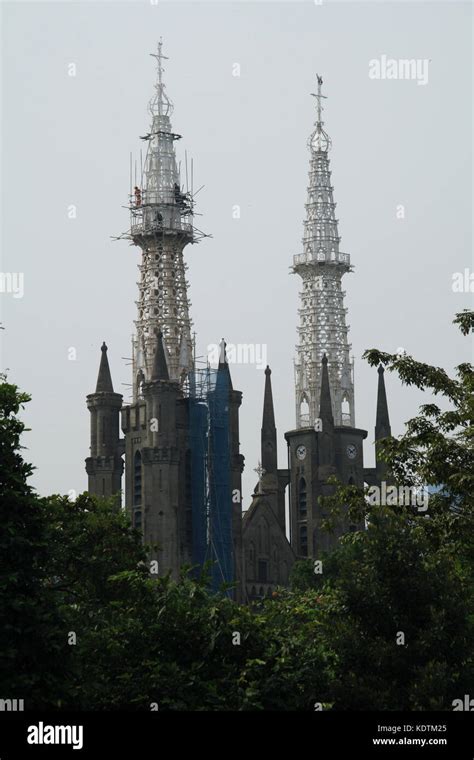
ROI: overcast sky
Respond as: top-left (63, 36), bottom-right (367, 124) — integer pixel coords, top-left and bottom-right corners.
top-left (1, 0), bottom-right (472, 508)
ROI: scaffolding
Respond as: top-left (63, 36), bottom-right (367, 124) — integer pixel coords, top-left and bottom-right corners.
top-left (112, 40), bottom-right (210, 392)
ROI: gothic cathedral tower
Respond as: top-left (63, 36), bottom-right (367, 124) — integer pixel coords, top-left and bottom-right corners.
top-left (285, 76), bottom-right (368, 560)
top-left (86, 44), bottom-right (244, 596)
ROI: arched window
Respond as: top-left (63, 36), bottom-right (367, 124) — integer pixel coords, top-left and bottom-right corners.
top-left (341, 397), bottom-right (350, 425)
top-left (300, 396), bottom-right (310, 426)
top-left (133, 451), bottom-right (142, 506)
top-left (298, 478), bottom-right (307, 518)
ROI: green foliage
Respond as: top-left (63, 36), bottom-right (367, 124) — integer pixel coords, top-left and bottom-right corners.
top-left (311, 311), bottom-right (474, 708)
top-left (0, 377), bottom-right (66, 706)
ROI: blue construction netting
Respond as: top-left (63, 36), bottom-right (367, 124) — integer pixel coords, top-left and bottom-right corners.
top-left (188, 366), bottom-right (233, 595)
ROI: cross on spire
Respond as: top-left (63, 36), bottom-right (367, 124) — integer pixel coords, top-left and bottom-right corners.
top-left (311, 74), bottom-right (326, 126)
top-left (149, 38), bottom-right (173, 118)
top-left (309, 73), bottom-right (331, 152)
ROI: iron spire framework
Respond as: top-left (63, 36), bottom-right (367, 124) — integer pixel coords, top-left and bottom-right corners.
top-left (292, 75), bottom-right (355, 429)
top-left (129, 40), bottom-right (195, 396)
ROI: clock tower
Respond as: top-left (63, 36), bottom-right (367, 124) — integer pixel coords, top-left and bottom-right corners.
top-left (286, 355), bottom-right (367, 559)
top-left (286, 76), bottom-right (369, 560)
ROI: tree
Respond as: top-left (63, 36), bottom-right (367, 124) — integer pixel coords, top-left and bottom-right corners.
top-left (0, 377), bottom-right (66, 706)
top-left (308, 310), bottom-right (474, 709)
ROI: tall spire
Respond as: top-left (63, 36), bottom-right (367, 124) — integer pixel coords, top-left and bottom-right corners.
top-left (293, 75), bottom-right (355, 429)
top-left (129, 42), bottom-right (195, 395)
top-left (95, 342), bottom-right (114, 393)
top-left (375, 364), bottom-right (391, 441)
top-left (261, 366), bottom-right (277, 475)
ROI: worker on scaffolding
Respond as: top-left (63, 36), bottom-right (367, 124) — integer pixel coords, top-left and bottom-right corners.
top-left (134, 186), bottom-right (142, 207)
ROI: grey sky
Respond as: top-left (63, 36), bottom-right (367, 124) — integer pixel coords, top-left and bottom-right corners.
top-left (1, 0), bottom-right (472, 508)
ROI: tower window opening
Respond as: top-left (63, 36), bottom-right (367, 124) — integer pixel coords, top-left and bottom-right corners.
top-left (341, 397), bottom-right (350, 425)
top-left (300, 396), bottom-right (310, 426)
top-left (299, 525), bottom-right (308, 556)
top-left (133, 451), bottom-right (142, 506)
top-left (298, 477), bottom-right (307, 518)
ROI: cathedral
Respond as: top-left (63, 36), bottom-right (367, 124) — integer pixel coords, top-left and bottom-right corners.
top-left (85, 45), bottom-right (391, 604)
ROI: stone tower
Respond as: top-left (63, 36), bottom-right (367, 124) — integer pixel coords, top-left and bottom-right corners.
top-left (85, 343), bottom-right (124, 502)
top-left (286, 76), bottom-right (368, 560)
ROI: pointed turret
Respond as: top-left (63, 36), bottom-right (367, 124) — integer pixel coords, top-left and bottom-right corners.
top-left (261, 366), bottom-right (277, 475)
top-left (375, 364), bottom-right (391, 441)
top-left (151, 331), bottom-right (170, 382)
top-left (319, 353), bottom-right (334, 428)
top-left (217, 338), bottom-right (233, 390)
top-left (86, 343), bottom-right (124, 502)
top-left (95, 342), bottom-right (114, 393)
top-left (317, 353), bottom-right (335, 470)
top-left (375, 364), bottom-right (391, 483)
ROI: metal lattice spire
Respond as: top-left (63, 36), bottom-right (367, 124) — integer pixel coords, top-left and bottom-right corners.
top-left (129, 40), bottom-right (194, 396)
top-left (292, 75), bottom-right (355, 429)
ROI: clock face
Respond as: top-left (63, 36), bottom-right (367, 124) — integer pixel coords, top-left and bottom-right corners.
top-left (346, 444), bottom-right (357, 460)
top-left (296, 445), bottom-right (307, 461)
